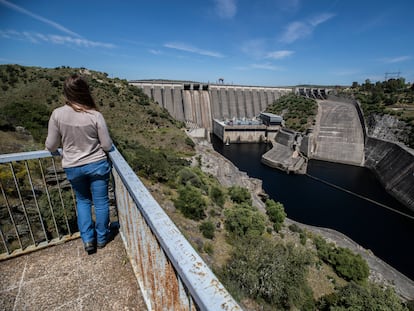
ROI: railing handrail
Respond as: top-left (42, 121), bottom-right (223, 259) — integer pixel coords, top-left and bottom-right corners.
top-left (108, 146), bottom-right (241, 310)
top-left (0, 149), bottom-right (62, 163)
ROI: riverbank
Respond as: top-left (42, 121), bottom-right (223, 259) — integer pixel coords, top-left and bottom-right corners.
top-left (195, 139), bottom-right (414, 301)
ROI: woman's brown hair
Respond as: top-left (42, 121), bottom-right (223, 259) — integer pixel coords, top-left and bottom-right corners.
top-left (64, 74), bottom-right (98, 111)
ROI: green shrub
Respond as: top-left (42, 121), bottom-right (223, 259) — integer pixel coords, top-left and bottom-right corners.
top-left (289, 223), bottom-right (303, 233)
top-left (313, 236), bottom-right (369, 282)
top-left (220, 236), bottom-right (315, 310)
top-left (265, 199), bottom-right (286, 232)
top-left (317, 282), bottom-right (408, 311)
top-left (224, 207), bottom-right (265, 238)
top-left (199, 221), bottom-right (215, 239)
top-left (174, 185), bottom-right (206, 220)
top-left (177, 167), bottom-right (203, 188)
top-left (203, 242), bottom-right (214, 255)
top-left (39, 188), bottom-right (77, 236)
top-left (299, 232), bottom-right (307, 245)
top-left (209, 185), bottom-right (225, 207)
top-left (185, 136), bottom-right (195, 147)
top-left (228, 185), bottom-right (252, 204)
top-left (2, 101), bottom-right (50, 141)
top-left (129, 144), bottom-right (189, 183)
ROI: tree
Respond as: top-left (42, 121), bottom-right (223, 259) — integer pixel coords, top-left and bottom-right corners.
top-left (265, 199), bottom-right (286, 232)
top-left (317, 282), bottom-right (409, 311)
top-left (363, 79), bottom-right (372, 91)
top-left (313, 236), bottom-right (369, 282)
top-left (177, 167), bottom-right (203, 188)
top-left (224, 206), bottom-right (265, 237)
top-left (220, 236), bottom-right (314, 310)
top-left (228, 185), bottom-right (252, 204)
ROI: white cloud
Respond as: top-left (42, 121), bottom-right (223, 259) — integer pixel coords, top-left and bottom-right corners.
top-left (0, 0), bottom-right (81, 37)
top-left (214, 0), bottom-right (237, 19)
top-left (0, 30), bottom-right (115, 48)
top-left (266, 50), bottom-right (294, 59)
top-left (279, 21), bottom-right (311, 43)
top-left (251, 63), bottom-right (282, 71)
top-left (164, 42), bottom-right (224, 58)
top-left (149, 49), bottom-right (162, 55)
top-left (381, 56), bottom-right (411, 64)
top-left (309, 13), bottom-right (335, 27)
top-left (280, 13), bottom-right (335, 44)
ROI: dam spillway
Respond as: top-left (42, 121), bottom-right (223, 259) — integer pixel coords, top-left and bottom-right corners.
top-left (310, 100), bottom-right (365, 166)
top-left (130, 80), bottom-right (292, 130)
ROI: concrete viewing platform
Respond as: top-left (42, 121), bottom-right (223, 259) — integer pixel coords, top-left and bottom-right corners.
top-left (0, 235), bottom-right (146, 310)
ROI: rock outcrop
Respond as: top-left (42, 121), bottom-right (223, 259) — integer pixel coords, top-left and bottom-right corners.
top-left (367, 114), bottom-right (412, 146)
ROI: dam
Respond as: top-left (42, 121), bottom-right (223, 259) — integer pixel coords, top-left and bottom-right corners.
top-left (130, 80), bottom-right (292, 130)
top-left (130, 80), bottom-right (414, 211)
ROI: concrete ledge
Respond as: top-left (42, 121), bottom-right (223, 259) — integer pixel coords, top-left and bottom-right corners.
top-left (0, 235), bottom-right (146, 310)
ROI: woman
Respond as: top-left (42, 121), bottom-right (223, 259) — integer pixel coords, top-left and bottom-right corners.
top-left (46, 74), bottom-right (113, 254)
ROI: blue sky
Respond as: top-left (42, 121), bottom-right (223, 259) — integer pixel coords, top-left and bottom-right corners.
top-left (1, 0), bottom-right (413, 86)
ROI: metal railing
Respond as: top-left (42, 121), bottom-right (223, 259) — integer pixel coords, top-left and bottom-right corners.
top-left (0, 148), bottom-right (242, 311)
top-left (0, 149), bottom-right (79, 258)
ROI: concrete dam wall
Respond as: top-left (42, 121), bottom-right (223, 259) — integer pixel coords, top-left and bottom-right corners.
top-left (365, 137), bottom-right (414, 210)
top-left (130, 81), bottom-right (292, 130)
top-left (310, 100), bottom-right (365, 166)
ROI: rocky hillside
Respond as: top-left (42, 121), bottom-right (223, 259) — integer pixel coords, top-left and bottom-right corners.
top-left (367, 113), bottom-right (412, 145)
top-left (0, 64), bottom-right (194, 158)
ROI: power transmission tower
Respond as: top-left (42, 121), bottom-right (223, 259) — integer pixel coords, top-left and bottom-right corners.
top-left (385, 71), bottom-right (401, 80)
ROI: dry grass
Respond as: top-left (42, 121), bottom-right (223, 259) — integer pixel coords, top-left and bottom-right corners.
top-left (0, 130), bottom-right (38, 153)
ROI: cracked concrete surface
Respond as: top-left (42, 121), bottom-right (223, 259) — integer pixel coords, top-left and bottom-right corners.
top-left (0, 234), bottom-right (146, 310)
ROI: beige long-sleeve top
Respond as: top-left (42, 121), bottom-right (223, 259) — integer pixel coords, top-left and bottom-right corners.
top-left (45, 105), bottom-right (113, 168)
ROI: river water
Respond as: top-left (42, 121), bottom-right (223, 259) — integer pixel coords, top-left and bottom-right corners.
top-left (211, 136), bottom-right (414, 281)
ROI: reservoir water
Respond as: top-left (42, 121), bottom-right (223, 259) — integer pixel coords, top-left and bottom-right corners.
top-left (212, 136), bottom-right (414, 281)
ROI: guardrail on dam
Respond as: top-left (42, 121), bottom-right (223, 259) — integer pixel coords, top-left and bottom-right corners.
top-left (130, 80), bottom-right (292, 130)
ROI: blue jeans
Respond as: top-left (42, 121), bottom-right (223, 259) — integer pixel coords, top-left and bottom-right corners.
top-left (64, 159), bottom-right (111, 245)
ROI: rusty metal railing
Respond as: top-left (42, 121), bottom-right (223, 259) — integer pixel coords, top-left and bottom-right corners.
top-left (109, 147), bottom-right (241, 310)
top-left (0, 148), bottom-right (241, 310)
top-left (0, 149), bottom-right (79, 259)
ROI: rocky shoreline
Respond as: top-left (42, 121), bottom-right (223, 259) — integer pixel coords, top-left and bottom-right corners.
top-left (194, 139), bottom-right (414, 301)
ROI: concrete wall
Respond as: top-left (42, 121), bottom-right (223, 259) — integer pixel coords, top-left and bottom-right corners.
top-left (326, 97), bottom-right (414, 210)
top-left (311, 100), bottom-right (365, 166)
top-left (275, 129), bottom-right (294, 147)
top-left (327, 95), bottom-right (368, 141)
top-left (365, 137), bottom-right (414, 211)
top-left (212, 119), bottom-right (267, 143)
top-left (131, 81), bottom-right (292, 130)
